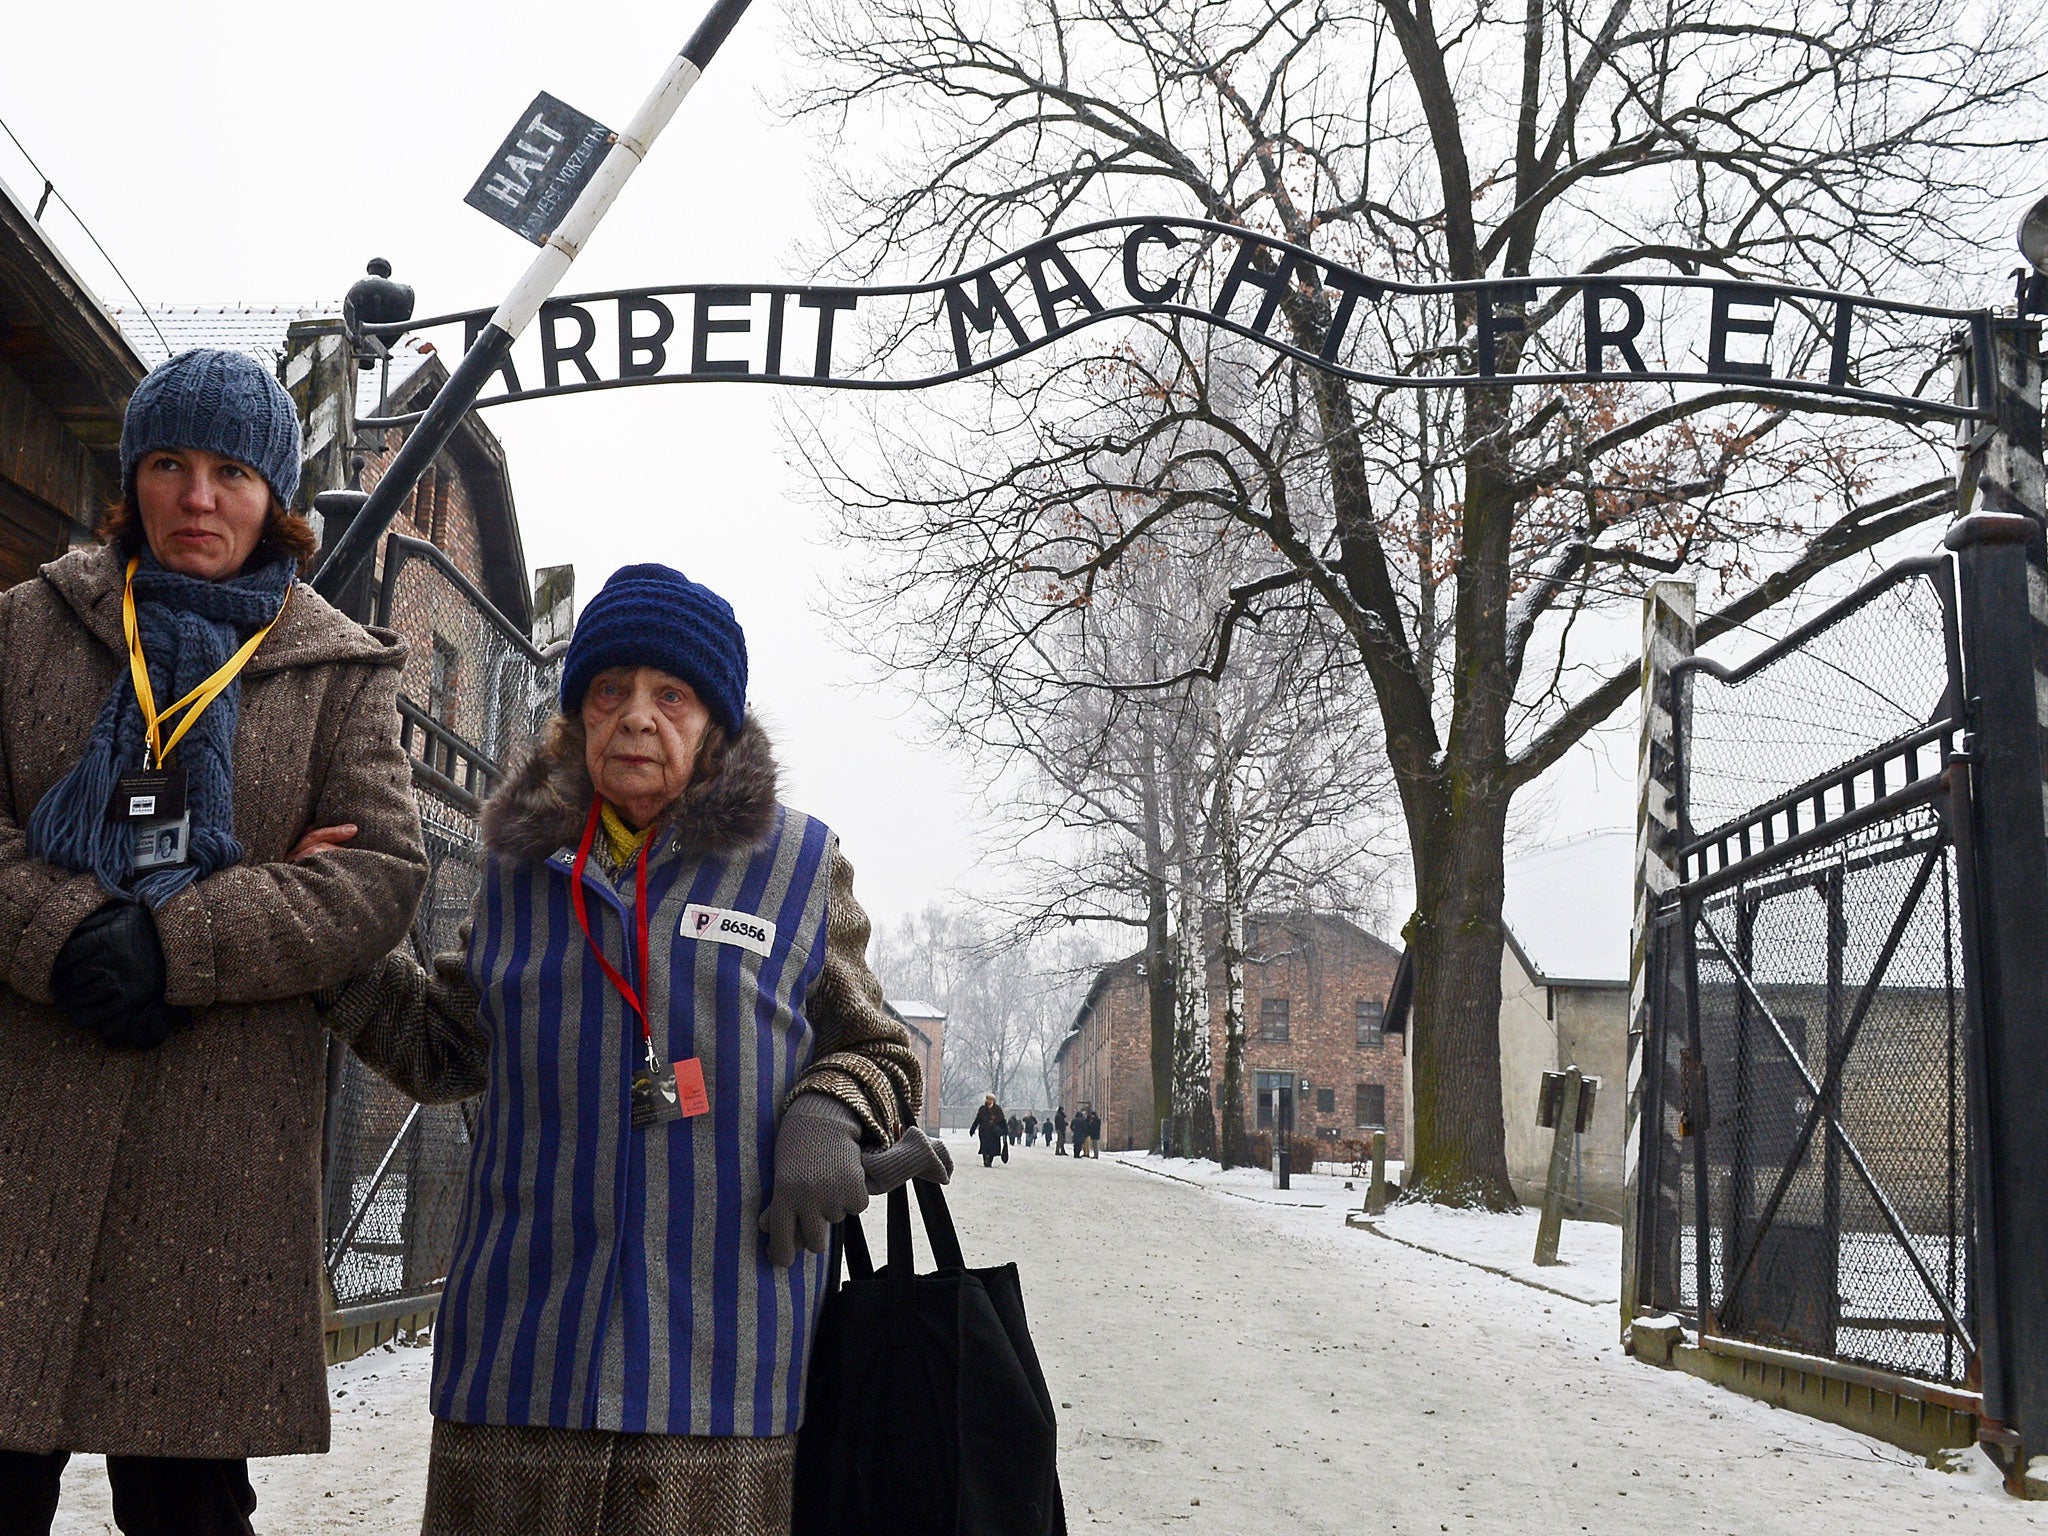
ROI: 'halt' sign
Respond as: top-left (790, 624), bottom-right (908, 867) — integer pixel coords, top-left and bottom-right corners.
top-left (465, 92), bottom-right (614, 245)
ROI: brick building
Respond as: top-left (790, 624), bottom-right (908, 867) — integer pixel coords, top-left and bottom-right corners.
top-left (348, 333), bottom-right (532, 624)
top-left (886, 999), bottom-right (947, 1132)
top-left (1055, 912), bottom-right (1404, 1155)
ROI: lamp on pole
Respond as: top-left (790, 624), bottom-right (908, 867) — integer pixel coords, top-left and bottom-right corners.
top-left (2017, 193), bottom-right (2048, 316)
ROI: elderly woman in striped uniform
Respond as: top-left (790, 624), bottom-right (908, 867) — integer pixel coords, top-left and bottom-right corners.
top-left (323, 563), bottom-right (949, 1535)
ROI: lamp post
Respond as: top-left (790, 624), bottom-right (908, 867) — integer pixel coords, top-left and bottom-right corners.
top-left (2017, 193), bottom-right (2048, 316)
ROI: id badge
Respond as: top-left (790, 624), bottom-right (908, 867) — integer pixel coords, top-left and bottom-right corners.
top-left (109, 765), bottom-right (187, 823)
top-left (110, 766), bottom-right (191, 871)
top-left (631, 1062), bottom-right (685, 1129)
top-left (133, 812), bottom-right (192, 871)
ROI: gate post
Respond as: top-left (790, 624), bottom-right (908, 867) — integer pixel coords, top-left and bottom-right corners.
top-left (1622, 579), bottom-right (1694, 1340)
top-left (1947, 312), bottom-right (2048, 1486)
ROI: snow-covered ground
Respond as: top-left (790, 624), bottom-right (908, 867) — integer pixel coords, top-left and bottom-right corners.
top-left (47, 1136), bottom-right (2047, 1532)
top-left (1103, 1148), bottom-right (1619, 1304)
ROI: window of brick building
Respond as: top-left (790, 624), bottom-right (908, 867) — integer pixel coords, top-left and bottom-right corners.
top-left (1356, 998), bottom-right (1384, 1049)
top-left (1259, 997), bottom-right (1290, 1042)
top-left (1315, 1087), bottom-right (1335, 1115)
top-left (1356, 1083), bottom-right (1387, 1129)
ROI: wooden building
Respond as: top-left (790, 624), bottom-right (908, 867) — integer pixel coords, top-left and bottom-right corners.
top-left (0, 176), bottom-right (144, 585)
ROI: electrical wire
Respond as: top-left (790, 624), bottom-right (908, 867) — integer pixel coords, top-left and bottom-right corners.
top-left (0, 112), bottom-right (170, 359)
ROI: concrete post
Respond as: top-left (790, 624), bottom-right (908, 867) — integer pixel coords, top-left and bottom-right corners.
top-left (1621, 580), bottom-right (1695, 1338)
top-left (281, 318), bottom-right (354, 520)
top-left (1366, 1130), bottom-right (1388, 1216)
top-left (1535, 1067), bottom-right (1584, 1267)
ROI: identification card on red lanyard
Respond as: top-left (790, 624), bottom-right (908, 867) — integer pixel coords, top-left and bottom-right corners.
top-left (570, 799), bottom-right (706, 1130)
top-left (631, 1059), bottom-right (686, 1129)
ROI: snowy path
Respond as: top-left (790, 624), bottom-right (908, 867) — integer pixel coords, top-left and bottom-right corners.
top-left (49, 1136), bottom-right (2046, 1533)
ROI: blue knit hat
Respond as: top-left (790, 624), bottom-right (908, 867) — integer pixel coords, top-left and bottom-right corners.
top-left (561, 564), bottom-right (748, 735)
top-left (121, 348), bottom-right (303, 507)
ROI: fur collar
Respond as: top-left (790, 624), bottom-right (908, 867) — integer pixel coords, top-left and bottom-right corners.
top-left (480, 711), bottom-right (781, 865)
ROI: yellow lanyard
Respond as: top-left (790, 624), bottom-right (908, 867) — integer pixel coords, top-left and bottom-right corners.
top-left (122, 557), bottom-right (289, 769)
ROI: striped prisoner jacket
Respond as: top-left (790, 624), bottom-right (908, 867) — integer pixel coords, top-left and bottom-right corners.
top-left (325, 715), bottom-right (921, 1438)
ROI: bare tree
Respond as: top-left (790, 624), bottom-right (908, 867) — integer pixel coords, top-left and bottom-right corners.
top-left (788, 0), bottom-right (2045, 1204)
top-left (871, 904), bottom-right (1107, 1109)
top-left (851, 484), bottom-right (1395, 1157)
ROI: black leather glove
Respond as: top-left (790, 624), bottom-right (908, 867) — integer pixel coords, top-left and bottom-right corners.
top-left (51, 902), bottom-right (186, 1052)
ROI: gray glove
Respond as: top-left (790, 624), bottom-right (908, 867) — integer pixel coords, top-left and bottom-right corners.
top-left (862, 1125), bottom-right (954, 1194)
top-left (760, 1093), bottom-right (869, 1267)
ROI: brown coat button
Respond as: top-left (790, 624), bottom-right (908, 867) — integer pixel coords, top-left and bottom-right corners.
top-left (635, 1475), bottom-right (658, 1499)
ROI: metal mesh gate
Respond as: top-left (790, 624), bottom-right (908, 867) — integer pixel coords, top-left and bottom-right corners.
top-left (1637, 556), bottom-right (1979, 1389)
top-left (321, 536), bottom-right (563, 1316)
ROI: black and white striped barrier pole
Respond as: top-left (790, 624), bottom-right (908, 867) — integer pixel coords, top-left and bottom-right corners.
top-left (1619, 579), bottom-right (1692, 1340)
top-left (312, 0), bottom-right (757, 602)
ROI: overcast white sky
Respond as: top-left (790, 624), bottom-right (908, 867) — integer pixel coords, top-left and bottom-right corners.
top-left (1, 0), bottom-right (1654, 932)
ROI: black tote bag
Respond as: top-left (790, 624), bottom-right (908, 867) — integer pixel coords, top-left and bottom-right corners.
top-left (791, 1179), bottom-right (1066, 1536)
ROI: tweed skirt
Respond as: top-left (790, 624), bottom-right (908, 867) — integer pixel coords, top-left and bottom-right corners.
top-left (419, 1419), bottom-right (795, 1536)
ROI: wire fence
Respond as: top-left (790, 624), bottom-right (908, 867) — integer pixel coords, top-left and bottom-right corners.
top-left (322, 537), bottom-right (562, 1314)
top-left (1678, 566), bottom-right (1955, 839)
top-left (1640, 556), bottom-right (1977, 1388)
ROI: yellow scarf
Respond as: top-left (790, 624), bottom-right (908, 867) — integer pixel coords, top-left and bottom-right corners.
top-left (599, 801), bottom-right (655, 864)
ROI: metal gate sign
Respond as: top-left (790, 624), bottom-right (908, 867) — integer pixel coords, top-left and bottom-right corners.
top-left (464, 92), bottom-right (615, 246)
top-left (361, 217), bottom-right (1999, 424)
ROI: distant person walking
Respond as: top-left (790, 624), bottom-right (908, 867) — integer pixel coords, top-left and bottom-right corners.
top-left (1054, 1106), bottom-right (1068, 1155)
top-left (971, 1094), bottom-right (1008, 1167)
top-left (1081, 1108), bottom-right (1102, 1158)
top-left (1006, 1112), bottom-right (1022, 1147)
top-left (1024, 1112), bottom-right (1039, 1147)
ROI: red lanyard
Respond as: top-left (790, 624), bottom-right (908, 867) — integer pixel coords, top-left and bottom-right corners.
top-left (570, 799), bottom-right (653, 1050)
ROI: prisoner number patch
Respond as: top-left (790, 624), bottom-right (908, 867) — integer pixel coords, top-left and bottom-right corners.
top-left (680, 903), bottom-right (777, 957)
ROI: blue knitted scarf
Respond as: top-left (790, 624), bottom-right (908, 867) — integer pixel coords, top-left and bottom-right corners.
top-left (28, 550), bottom-right (297, 906)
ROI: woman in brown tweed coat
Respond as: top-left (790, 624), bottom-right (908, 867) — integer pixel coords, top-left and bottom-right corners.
top-left (325, 561), bottom-right (949, 1536)
top-left (0, 350), bottom-right (428, 1536)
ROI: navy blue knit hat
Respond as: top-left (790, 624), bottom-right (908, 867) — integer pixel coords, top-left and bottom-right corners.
top-left (561, 564), bottom-right (748, 735)
top-left (121, 348), bottom-right (302, 507)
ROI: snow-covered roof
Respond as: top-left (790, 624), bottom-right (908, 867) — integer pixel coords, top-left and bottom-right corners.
top-left (1501, 829), bottom-right (1634, 987)
top-left (106, 304), bottom-right (445, 420)
top-left (109, 303), bottom-right (329, 370)
top-left (889, 999), bottom-right (946, 1021)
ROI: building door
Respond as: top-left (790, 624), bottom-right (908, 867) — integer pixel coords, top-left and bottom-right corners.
top-left (1255, 1071), bottom-right (1294, 1134)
